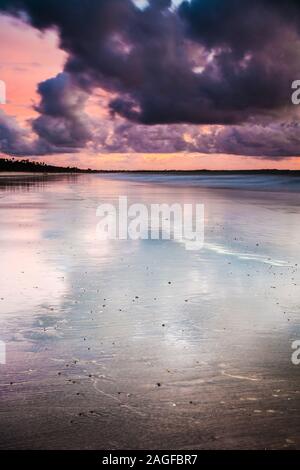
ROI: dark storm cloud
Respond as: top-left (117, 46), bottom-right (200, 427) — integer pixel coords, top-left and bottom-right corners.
top-left (0, 109), bottom-right (32, 155)
top-left (213, 122), bottom-right (300, 158)
top-left (0, 73), bottom-right (93, 156)
top-left (0, 0), bottom-right (300, 157)
top-left (179, 0), bottom-right (287, 52)
top-left (94, 120), bottom-right (300, 158)
top-left (0, 72), bottom-right (94, 156)
top-left (33, 73), bottom-right (93, 149)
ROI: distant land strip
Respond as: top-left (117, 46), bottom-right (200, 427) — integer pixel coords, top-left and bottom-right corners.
top-left (1, 157), bottom-right (300, 175)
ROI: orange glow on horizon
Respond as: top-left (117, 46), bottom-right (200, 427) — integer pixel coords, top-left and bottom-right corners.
top-left (29, 153), bottom-right (300, 171)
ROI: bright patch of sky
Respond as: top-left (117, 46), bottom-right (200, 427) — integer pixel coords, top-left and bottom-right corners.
top-left (132, 0), bottom-right (187, 10)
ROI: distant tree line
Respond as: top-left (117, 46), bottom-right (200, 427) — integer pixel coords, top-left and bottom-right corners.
top-left (1, 157), bottom-right (299, 175)
top-left (0, 157), bottom-right (95, 173)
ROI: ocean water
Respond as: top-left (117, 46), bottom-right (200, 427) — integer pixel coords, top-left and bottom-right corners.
top-left (103, 172), bottom-right (300, 192)
top-left (0, 173), bottom-right (299, 449)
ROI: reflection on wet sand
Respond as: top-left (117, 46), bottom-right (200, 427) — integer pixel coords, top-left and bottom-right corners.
top-left (0, 173), bottom-right (299, 449)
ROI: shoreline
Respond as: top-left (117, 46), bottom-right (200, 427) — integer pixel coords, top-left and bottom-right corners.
top-left (1, 171), bottom-right (300, 194)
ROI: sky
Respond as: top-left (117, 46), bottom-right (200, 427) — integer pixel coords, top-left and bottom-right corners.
top-left (0, 0), bottom-right (300, 170)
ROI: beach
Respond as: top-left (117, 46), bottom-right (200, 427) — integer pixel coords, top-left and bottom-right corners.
top-left (0, 173), bottom-right (299, 449)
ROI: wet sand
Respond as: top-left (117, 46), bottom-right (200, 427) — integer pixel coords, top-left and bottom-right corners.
top-left (0, 173), bottom-right (299, 449)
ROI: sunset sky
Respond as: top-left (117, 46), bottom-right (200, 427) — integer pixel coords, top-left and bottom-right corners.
top-left (1, 0), bottom-right (300, 170)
